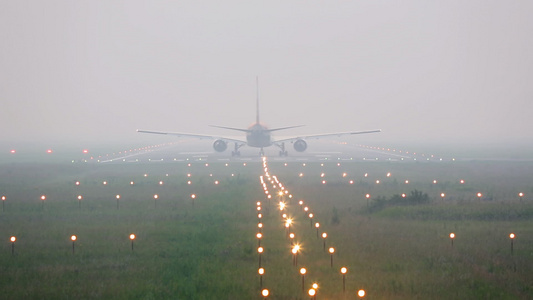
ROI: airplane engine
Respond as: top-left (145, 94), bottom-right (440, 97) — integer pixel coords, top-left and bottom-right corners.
top-left (213, 140), bottom-right (228, 152)
top-left (293, 139), bottom-right (307, 152)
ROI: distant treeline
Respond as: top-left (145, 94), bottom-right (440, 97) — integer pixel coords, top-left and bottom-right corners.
top-left (367, 190), bottom-right (430, 213)
top-left (366, 189), bottom-right (533, 221)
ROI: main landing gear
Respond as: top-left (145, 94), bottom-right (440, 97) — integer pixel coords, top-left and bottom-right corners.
top-left (232, 142), bottom-right (244, 157)
top-left (276, 142), bottom-right (288, 157)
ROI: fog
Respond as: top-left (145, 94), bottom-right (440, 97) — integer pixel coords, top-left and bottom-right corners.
top-left (1, 1), bottom-right (532, 151)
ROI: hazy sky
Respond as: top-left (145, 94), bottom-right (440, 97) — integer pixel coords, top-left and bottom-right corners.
top-left (1, 1), bottom-right (532, 148)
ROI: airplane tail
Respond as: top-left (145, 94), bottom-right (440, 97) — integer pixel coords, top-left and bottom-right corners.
top-left (209, 77), bottom-right (304, 132)
top-left (256, 76), bottom-right (260, 124)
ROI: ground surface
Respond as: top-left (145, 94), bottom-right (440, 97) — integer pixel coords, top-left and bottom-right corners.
top-left (0, 145), bottom-right (532, 299)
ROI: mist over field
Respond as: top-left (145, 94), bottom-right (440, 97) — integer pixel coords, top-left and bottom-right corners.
top-left (1, 1), bottom-right (532, 153)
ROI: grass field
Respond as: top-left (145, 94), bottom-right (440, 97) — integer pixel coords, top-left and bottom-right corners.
top-left (0, 158), bottom-right (532, 299)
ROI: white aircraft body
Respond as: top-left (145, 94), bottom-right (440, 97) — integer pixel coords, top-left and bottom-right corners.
top-left (137, 82), bottom-right (381, 156)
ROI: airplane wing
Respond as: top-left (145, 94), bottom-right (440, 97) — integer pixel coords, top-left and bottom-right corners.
top-left (274, 129), bottom-right (382, 143)
top-left (209, 124), bottom-right (305, 133)
top-left (136, 130), bottom-right (246, 143)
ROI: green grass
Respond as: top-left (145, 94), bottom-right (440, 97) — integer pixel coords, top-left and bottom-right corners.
top-left (0, 160), bottom-right (532, 299)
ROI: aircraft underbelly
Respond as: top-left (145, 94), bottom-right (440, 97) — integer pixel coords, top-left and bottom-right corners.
top-left (247, 134), bottom-right (271, 148)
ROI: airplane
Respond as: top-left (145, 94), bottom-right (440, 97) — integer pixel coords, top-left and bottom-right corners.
top-left (137, 81), bottom-right (381, 157)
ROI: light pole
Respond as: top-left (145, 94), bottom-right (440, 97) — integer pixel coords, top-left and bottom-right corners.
top-left (77, 195), bottom-right (82, 209)
top-left (10, 236), bottom-right (16, 255)
top-left (292, 245), bottom-right (300, 266)
top-left (71, 235), bottom-right (77, 254)
top-left (2, 196), bottom-right (6, 212)
top-left (510, 233), bottom-right (515, 255)
top-left (258, 267), bottom-right (265, 289)
top-left (257, 233), bottom-right (262, 247)
top-left (300, 267), bottom-right (306, 292)
top-left (40, 195), bottom-right (46, 210)
top-left (258, 246), bottom-right (264, 267)
top-left (340, 267), bottom-right (347, 293)
top-left (153, 194), bottom-right (158, 208)
top-left (315, 222), bottom-right (320, 238)
top-left (329, 247), bottom-right (335, 268)
top-left (449, 233), bottom-right (455, 248)
top-left (130, 234), bottom-right (136, 251)
top-left (322, 232), bottom-right (327, 251)
top-left (116, 194), bottom-right (120, 210)
top-left (308, 213), bottom-right (314, 227)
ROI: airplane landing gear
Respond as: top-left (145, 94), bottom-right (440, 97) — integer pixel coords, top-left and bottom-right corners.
top-left (232, 142), bottom-right (244, 157)
top-left (276, 142), bottom-right (288, 157)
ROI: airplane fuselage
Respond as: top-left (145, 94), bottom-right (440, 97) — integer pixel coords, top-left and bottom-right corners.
top-left (137, 79), bottom-right (381, 156)
top-left (246, 123), bottom-right (272, 148)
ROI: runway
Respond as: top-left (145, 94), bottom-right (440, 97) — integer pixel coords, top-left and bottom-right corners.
top-left (87, 140), bottom-right (454, 164)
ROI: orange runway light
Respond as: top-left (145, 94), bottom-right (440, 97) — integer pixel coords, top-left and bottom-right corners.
top-left (329, 247), bottom-right (335, 267)
top-left (10, 236), bottom-right (16, 255)
top-left (130, 234), bottom-right (136, 251)
top-left (300, 267), bottom-right (307, 292)
top-left (261, 289), bottom-right (269, 297)
top-left (71, 235), bottom-right (77, 254)
top-left (341, 267), bottom-right (348, 292)
top-left (358, 289), bottom-right (366, 298)
top-left (450, 233), bottom-right (455, 247)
